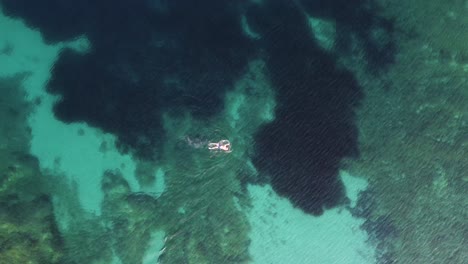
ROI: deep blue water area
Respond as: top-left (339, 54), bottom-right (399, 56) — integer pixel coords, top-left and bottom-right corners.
top-left (1, 0), bottom-right (395, 214)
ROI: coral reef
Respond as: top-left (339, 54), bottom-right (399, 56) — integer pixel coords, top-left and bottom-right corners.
top-left (0, 74), bottom-right (64, 263)
top-left (341, 1), bottom-right (468, 262)
top-left (101, 170), bottom-right (160, 264)
top-left (0, 195), bottom-right (63, 264)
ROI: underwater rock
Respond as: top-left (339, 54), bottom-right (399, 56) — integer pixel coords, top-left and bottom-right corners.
top-left (0, 195), bottom-right (63, 263)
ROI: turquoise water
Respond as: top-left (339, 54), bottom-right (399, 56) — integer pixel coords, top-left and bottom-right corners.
top-left (0, 1), bottom-right (467, 264)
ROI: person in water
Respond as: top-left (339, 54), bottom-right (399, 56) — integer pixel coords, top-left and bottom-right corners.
top-left (208, 139), bottom-right (232, 153)
top-left (185, 136), bottom-right (232, 153)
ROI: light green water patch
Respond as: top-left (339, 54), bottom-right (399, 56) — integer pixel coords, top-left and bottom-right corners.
top-left (306, 15), bottom-right (336, 52)
top-left (340, 171), bottom-right (369, 208)
top-left (142, 230), bottom-right (166, 264)
top-left (134, 160), bottom-right (166, 197)
top-left (247, 171), bottom-right (376, 264)
top-left (136, 166), bottom-right (166, 198)
top-left (226, 61), bottom-right (276, 128)
top-left (241, 14), bottom-right (261, 40)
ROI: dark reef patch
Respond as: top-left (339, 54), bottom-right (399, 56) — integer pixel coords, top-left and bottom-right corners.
top-left (2, 0), bottom-right (255, 158)
top-left (352, 190), bottom-right (398, 263)
top-left (248, 1), bottom-right (362, 215)
top-left (1, 0), bottom-right (395, 214)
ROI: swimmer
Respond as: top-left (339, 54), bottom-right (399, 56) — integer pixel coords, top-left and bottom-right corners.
top-left (208, 139), bottom-right (232, 153)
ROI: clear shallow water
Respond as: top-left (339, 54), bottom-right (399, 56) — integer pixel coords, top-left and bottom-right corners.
top-left (0, 1), bottom-right (466, 264)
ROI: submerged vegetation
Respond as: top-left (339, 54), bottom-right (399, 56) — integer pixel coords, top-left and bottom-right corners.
top-left (0, 75), bottom-right (63, 263)
top-left (1, 1), bottom-right (467, 263)
top-left (343, 1), bottom-right (468, 262)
